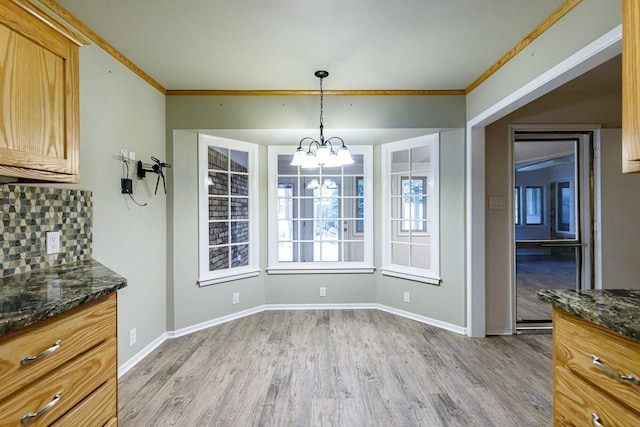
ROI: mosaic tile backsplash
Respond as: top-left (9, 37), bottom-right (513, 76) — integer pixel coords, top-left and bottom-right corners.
top-left (1, 185), bottom-right (92, 277)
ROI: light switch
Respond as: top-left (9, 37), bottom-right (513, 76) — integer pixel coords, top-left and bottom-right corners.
top-left (489, 197), bottom-right (506, 210)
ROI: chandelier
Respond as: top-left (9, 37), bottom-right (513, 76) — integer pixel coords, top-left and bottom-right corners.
top-left (291, 71), bottom-right (353, 168)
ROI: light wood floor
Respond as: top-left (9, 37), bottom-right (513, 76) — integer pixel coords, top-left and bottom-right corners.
top-left (119, 310), bottom-right (552, 426)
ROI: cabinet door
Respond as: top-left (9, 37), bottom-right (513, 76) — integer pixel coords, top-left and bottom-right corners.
top-left (623, 0), bottom-right (640, 173)
top-left (0, 0), bottom-right (81, 182)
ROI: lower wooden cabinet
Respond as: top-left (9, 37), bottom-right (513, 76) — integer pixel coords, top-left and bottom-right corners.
top-left (552, 307), bottom-right (640, 426)
top-left (0, 294), bottom-right (118, 426)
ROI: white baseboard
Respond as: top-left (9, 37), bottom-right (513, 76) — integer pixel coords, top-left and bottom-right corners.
top-left (486, 329), bottom-right (514, 336)
top-left (264, 303), bottom-right (378, 311)
top-left (118, 332), bottom-right (168, 378)
top-left (376, 304), bottom-right (467, 335)
top-left (119, 303), bottom-right (467, 377)
top-left (167, 305), bottom-right (265, 339)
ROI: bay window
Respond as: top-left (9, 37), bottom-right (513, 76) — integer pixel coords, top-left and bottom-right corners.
top-left (381, 134), bottom-right (440, 284)
top-left (198, 134), bottom-right (259, 286)
top-left (267, 145), bottom-right (374, 273)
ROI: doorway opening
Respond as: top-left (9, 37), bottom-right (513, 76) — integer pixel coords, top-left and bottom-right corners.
top-left (511, 127), bottom-right (599, 332)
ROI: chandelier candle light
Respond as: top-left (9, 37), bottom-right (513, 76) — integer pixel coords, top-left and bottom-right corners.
top-left (291, 71), bottom-right (354, 168)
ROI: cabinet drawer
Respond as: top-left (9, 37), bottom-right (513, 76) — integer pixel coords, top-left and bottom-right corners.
top-left (0, 338), bottom-right (116, 427)
top-left (0, 294), bottom-right (115, 398)
top-left (553, 308), bottom-right (640, 410)
top-left (51, 378), bottom-right (117, 427)
top-left (554, 366), bottom-right (640, 427)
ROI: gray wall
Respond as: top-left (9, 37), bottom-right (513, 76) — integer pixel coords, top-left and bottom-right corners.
top-left (466, 0), bottom-right (621, 120)
top-left (66, 44), bottom-right (167, 364)
top-left (484, 55), bottom-right (640, 333)
top-left (166, 95), bottom-right (467, 331)
top-left (600, 129), bottom-right (640, 289)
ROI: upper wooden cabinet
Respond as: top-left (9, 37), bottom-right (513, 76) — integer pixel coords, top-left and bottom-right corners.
top-left (0, 0), bottom-right (87, 183)
top-left (623, 0), bottom-right (640, 173)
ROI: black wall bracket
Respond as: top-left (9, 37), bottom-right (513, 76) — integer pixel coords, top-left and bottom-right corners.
top-left (137, 156), bottom-right (171, 194)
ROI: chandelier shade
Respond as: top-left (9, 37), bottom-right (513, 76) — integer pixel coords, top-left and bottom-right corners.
top-left (291, 71), bottom-right (353, 168)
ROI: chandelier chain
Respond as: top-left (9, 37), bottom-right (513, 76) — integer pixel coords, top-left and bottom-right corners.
top-left (319, 76), bottom-right (324, 141)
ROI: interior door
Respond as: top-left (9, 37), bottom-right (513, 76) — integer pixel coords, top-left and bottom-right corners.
top-left (513, 131), bottom-right (593, 329)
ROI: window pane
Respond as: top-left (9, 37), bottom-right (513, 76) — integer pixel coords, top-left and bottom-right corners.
top-left (391, 150), bottom-right (409, 173)
top-left (230, 150), bottom-right (248, 173)
top-left (231, 174), bottom-right (248, 196)
top-left (314, 241), bottom-right (339, 261)
top-left (299, 242), bottom-right (314, 262)
top-left (526, 186), bottom-right (543, 224)
top-left (209, 197), bottom-right (228, 220)
top-left (276, 154), bottom-right (296, 175)
top-left (411, 244), bottom-right (430, 269)
top-left (208, 147), bottom-right (228, 171)
top-left (342, 154), bottom-right (364, 174)
top-left (356, 178), bottom-right (364, 232)
top-left (231, 221), bottom-right (249, 243)
top-left (344, 220), bottom-right (364, 238)
top-left (231, 198), bottom-right (249, 219)
top-left (208, 172), bottom-right (228, 195)
top-left (411, 146), bottom-right (430, 173)
top-left (391, 242), bottom-right (410, 267)
top-left (344, 241), bottom-right (364, 262)
top-left (514, 187), bottom-right (520, 225)
top-left (209, 246), bottom-right (229, 271)
top-left (209, 222), bottom-right (229, 246)
top-left (557, 182), bottom-right (571, 232)
top-left (231, 244), bottom-right (249, 267)
top-left (278, 241), bottom-right (294, 262)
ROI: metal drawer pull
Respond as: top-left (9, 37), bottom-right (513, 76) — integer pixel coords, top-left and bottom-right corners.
top-left (21, 391), bottom-right (62, 424)
top-left (20, 340), bottom-right (62, 365)
top-left (592, 355), bottom-right (640, 386)
top-left (592, 413), bottom-right (604, 427)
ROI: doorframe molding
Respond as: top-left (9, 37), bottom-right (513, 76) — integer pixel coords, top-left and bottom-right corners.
top-left (466, 25), bottom-right (621, 337)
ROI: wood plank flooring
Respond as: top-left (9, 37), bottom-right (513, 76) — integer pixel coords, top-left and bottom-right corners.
top-left (118, 310), bottom-right (552, 426)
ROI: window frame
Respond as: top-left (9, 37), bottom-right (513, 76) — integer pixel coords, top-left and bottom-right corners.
top-left (514, 186), bottom-right (521, 226)
top-left (525, 185), bottom-right (544, 225)
top-left (381, 134), bottom-right (440, 285)
top-left (197, 134), bottom-right (260, 286)
top-left (267, 145), bottom-right (374, 274)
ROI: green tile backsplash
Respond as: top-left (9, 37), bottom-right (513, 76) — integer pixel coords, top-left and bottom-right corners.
top-left (1, 185), bottom-right (92, 277)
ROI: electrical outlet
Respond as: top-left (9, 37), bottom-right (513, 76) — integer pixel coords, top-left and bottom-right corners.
top-left (46, 231), bottom-right (60, 254)
top-left (232, 292), bottom-right (240, 304)
top-left (129, 151), bottom-right (135, 161)
top-left (120, 148), bottom-right (128, 162)
top-left (320, 287), bottom-right (326, 297)
top-left (129, 328), bottom-right (137, 346)
top-left (404, 292), bottom-right (410, 303)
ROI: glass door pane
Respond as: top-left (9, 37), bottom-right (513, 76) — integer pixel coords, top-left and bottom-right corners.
top-left (514, 137), bottom-right (582, 324)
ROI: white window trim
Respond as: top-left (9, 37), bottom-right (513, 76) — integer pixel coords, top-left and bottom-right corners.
top-left (197, 134), bottom-right (260, 286)
top-left (381, 134), bottom-right (441, 285)
top-left (267, 145), bottom-right (375, 274)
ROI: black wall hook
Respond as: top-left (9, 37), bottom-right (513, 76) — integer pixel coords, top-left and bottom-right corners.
top-left (137, 156), bottom-right (171, 194)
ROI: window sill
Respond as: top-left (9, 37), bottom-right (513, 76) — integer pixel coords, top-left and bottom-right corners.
top-left (198, 268), bottom-right (261, 287)
top-left (267, 264), bottom-right (376, 275)
top-left (381, 268), bottom-right (441, 285)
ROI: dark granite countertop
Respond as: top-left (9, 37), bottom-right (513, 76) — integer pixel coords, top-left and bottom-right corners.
top-left (0, 260), bottom-right (126, 337)
top-left (538, 289), bottom-right (640, 341)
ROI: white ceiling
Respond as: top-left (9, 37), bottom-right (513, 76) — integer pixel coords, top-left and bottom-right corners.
top-left (53, 0), bottom-right (566, 91)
